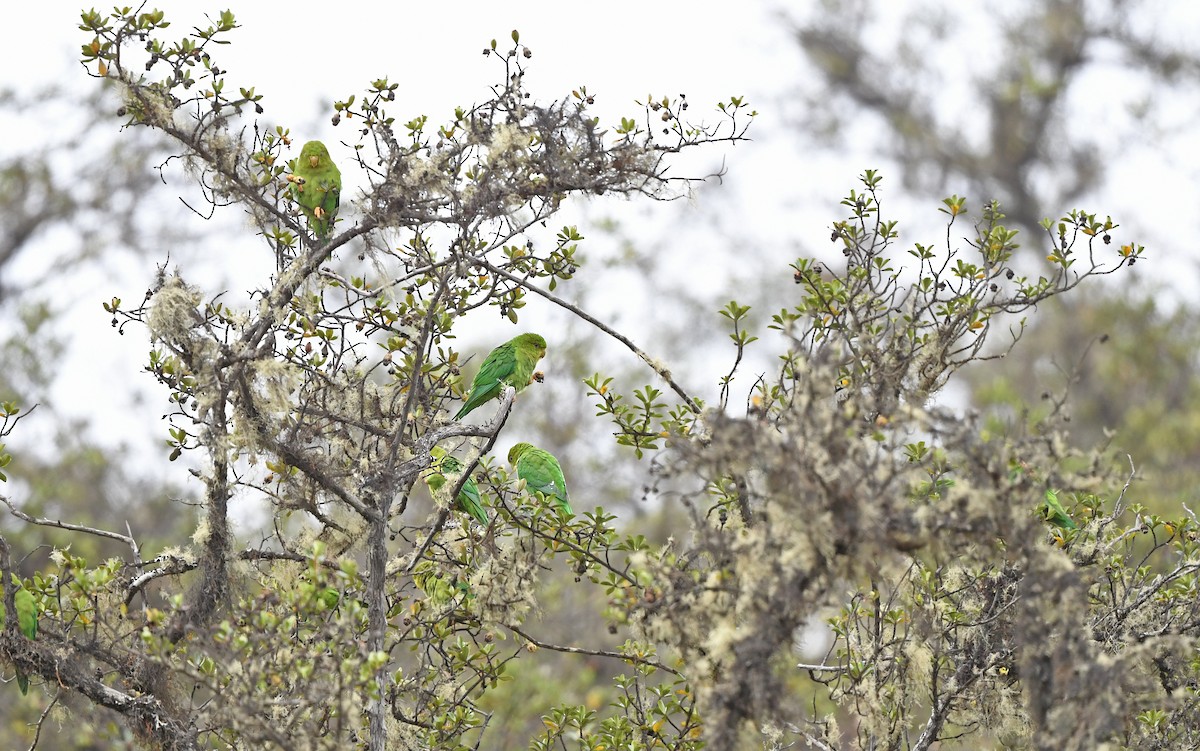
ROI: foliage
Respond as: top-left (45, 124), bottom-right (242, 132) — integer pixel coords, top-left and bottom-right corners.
top-left (963, 287), bottom-right (1200, 507)
top-left (788, 0), bottom-right (1200, 514)
top-left (601, 175), bottom-right (1170, 750)
top-left (0, 7), bottom-right (1194, 751)
top-left (3, 8), bottom-right (749, 750)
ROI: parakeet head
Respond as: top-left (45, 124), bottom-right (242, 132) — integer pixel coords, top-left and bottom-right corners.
top-left (299, 140), bottom-right (332, 168)
top-left (516, 333), bottom-right (547, 357)
top-left (508, 442), bottom-right (534, 464)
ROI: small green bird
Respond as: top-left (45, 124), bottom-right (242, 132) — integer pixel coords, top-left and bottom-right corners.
top-left (425, 452), bottom-right (488, 526)
top-left (287, 140), bottom-right (341, 239)
top-left (508, 442), bottom-right (572, 516)
top-left (1038, 488), bottom-right (1077, 531)
top-left (454, 333), bottom-right (548, 420)
top-left (0, 579), bottom-right (37, 694)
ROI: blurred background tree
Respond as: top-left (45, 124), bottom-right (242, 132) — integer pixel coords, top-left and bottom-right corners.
top-left (790, 0), bottom-right (1199, 236)
top-left (784, 0), bottom-right (1200, 508)
top-left (0, 85), bottom-right (194, 747)
top-left (2, 1), bottom-right (1200, 748)
top-left (0, 83), bottom-right (198, 553)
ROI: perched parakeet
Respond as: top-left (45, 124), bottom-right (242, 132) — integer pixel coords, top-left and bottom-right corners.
top-left (425, 453), bottom-right (489, 526)
top-left (508, 442), bottom-right (572, 516)
top-left (287, 140), bottom-right (341, 239)
top-left (0, 579), bottom-right (37, 694)
top-left (454, 333), bottom-right (548, 420)
top-left (1038, 488), bottom-right (1077, 531)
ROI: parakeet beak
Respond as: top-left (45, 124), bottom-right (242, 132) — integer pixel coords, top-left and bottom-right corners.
top-left (309, 156), bottom-right (320, 168)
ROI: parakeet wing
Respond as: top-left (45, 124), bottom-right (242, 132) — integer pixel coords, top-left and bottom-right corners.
top-left (1039, 489), bottom-right (1077, 530)
top-left (11, 585), bottom-right (35, 694)
top-left (455, 475), bottom-right (488, 526)
top-left (512, 444), bottom-right (572, 515)
top-left (14, 587), bottom-right (35, 640)
top-left (454, 333), bottom-right (547, 421)
top-left (426, 455), bottom-right (488, 526)
top-left (454, 341), bottom-right (517, 420)
top-left (508, 333), bottom-right (547, 396)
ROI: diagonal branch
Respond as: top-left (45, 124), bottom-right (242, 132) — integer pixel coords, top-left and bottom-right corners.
top-left (402, 387), bottom-right (516, 575)
top-left (1, 495), bottom-right (139, 557)
top-left (508, 624), bottom-right (682, 677)
top-left (478, 259), bottom-right (702, 413)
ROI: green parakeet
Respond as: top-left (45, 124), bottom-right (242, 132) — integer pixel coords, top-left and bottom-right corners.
top-left (454, 333), bottom-right (548, 420)
top-left (0, 579), bottom-right (37, 694)
top-left (508, 442), bottom-right (572, 516)
top-left (425, 453), bottom-right (489, 526)
top-left (1038, 488), bottom-right (1077, 531)
top-left (287, 140), bottom-right (341, 239)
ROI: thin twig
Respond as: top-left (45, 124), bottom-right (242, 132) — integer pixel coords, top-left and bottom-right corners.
top-left (125, 554), bottom-right (197, 604)
top-left (508, 624), bottom-right (682, 677)
top-left (1, 496), bottom-right (138, 555)
top-left (1182, 502), bottom-right (1198, 525)
top-left (403, 388), bottom-right (515, 575)
top-left (1096, 456), bottom-right (1138, 551)
top-left (26, 689), bottom-right (61, 751)
top-left (796, 662), bottom-right (847, 673)
top-left (124, 520), bottom-right (142, 565)
top-left (798, 730), bottom-right (837, 751)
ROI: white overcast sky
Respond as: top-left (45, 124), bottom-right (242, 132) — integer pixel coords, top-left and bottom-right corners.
top-left (2, 1), bottom-right (1199, 476)
top-left (0, 2), bottom-right (816, 454)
